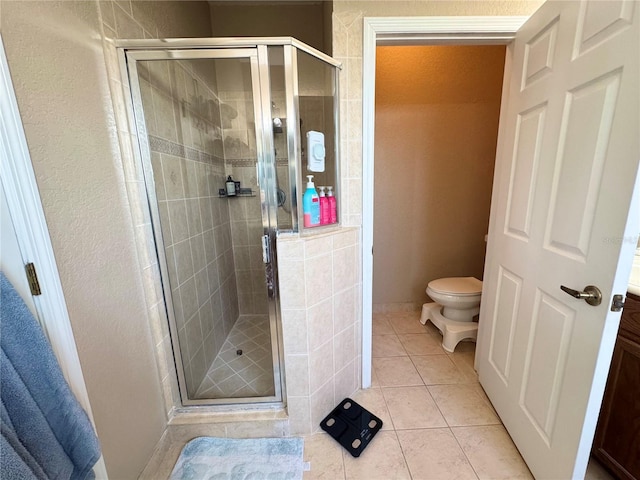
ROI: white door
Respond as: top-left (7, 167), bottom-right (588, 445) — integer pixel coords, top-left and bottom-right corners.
top-left (477, 1), bottom-right (639, 479)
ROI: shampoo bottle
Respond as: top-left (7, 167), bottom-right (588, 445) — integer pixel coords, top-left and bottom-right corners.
top-left (303, 175), bottom-right (320, 227)
top-left (225, 175), bottom-right (236, 197)
top-left (319, 186), bottom-right (330, 225)
top-left (327, 186), bottom-right (337, 224)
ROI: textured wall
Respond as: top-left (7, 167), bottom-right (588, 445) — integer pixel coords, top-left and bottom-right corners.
top-left (0, 1), bottom-right (213, 478)
top-left (209, 2), bottom-right (329, 54)
top-left (373, 45), bottom-right (506, 307)
top-left (0, 2), bottom-right (166, 477)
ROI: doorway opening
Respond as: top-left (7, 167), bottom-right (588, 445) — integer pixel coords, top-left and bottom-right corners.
top-left (361, 16), bottom-right (528, 389)
top-left (372, 44), bottom-right (506, 315)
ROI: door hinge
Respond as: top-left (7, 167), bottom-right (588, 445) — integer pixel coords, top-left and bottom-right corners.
top-left (611, 294), bottom-right (625, 312)
top-left (25, 263), bottom-right (42, 296)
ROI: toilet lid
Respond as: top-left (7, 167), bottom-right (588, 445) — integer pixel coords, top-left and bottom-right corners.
top-left (428, 277), bottom-right (483, 296)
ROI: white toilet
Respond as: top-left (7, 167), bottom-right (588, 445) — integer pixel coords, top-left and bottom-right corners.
top-left (420, 276), bottom-right (482, 353)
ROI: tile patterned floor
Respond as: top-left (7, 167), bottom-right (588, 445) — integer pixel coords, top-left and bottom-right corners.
top-left (195, 315), bottom-right (275, 399)
top-left (302, 310), bottom-right (612, 480)
top-left (153, 310), bottom-right (612, 479)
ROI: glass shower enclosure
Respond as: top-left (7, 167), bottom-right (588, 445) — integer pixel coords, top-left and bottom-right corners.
top-left (120, 38), bottom-right (340, 406)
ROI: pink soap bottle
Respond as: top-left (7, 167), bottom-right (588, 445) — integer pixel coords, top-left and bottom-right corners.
top-left (319, 187), bottom-right (330, 225)
top-left (327, 186), bottom-right (337, 224)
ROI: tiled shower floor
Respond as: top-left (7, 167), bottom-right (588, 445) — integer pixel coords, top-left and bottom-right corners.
top-left (195, 315), bottom-right (275, 399)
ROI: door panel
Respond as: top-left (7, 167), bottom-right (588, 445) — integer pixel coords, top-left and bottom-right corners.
top-left (574, 0), bottom-right (635, 57)
top-left (477, 1), bottom-right (639, 478)
top-left (545, 69), bottom-right (621, 259)
top-left (520, 291), bottom-right (575, 443)
top-left (488, 266), bottom-right (522, 383)
top-left (522, 16), bottom-right (558, 89)
top-left (505, 104), bottom-right (546, 240)
top-left (127, 48), bottom-right (282, 405)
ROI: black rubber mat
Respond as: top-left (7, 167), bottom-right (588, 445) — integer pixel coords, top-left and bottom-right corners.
top-left (320, 398), bottom-right (383, 457)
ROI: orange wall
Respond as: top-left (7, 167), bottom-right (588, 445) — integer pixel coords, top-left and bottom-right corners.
top-left (373, 45), bottom-right (506, 306)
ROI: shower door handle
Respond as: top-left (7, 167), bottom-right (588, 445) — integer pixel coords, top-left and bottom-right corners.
top-left (262, 235), bottom-right (275, 298)
top-left (261, 235), bottom-right (270, 263)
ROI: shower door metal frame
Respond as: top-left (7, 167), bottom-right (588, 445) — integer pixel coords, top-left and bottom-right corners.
top-left (122, 45), bottom-right (285, 408)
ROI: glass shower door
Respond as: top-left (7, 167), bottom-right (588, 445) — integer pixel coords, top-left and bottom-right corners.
top-left (127, 48), bottom-right (282, 405)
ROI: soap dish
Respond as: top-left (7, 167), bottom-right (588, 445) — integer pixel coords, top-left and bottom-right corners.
top-left (320, 397), bottom-right (383, 457)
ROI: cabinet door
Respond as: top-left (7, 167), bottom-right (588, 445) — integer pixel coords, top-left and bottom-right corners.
top-left (592, 334), bottom-right (640, 480)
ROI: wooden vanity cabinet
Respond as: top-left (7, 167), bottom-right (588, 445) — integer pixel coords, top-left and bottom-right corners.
top-left (592, 292), bottom-right (640, 480)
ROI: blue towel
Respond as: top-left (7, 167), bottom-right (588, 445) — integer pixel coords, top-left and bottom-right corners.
top-left (0, 272), bottom-right (101, 480)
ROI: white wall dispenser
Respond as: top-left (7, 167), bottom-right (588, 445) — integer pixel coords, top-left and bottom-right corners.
top-left (306, 130), bottom-right (325, 172)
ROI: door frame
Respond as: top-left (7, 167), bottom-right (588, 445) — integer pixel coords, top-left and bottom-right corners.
top-left (361, 15), bottom-right (530, 388)
top-left (0, 36), bottom-right (108, 478)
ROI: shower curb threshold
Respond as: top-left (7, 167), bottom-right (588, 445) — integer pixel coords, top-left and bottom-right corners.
top-left (168, 406), bottom-right (288, 425)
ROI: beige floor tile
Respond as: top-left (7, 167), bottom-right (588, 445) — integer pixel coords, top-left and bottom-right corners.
top-left (370, 366), bottom-right (380, 387)
top-left (139, 441), bottom-right (184, 480)
top-left (428, 384), bottom-right (500, 427)
top-left (342, 431), bottom-right (410, 480)
top-left (388, 313), bottom-right (429, 334)
top-left (422, 319), bottom-right (445, 338)
top-left (373, 334), bottom-right (407, 357)
top-left (446, 350), bottom-right (479, 382)
top-left (452, 425), bottom-right (533, 480)
top-left (397, 428), bottom-right (478, 480)
top-left (373, 357), bottom-right (423, 387)
top-left (452, 340), bottom-right (477, 353)
top-left (412, 354), bottom-right (467, 385)
top-left (382, 386), bottom-right (446, 429)
top-left (398, 333), bottom-right (445, 355)
top-left (372, 312), bottom-right (389, 322)
top-left (373, 317), bottom-right (394, 335)
top-left (303, 433), bottom-right (346, 480)
top-left (470, 383), bottom-right (498, 415)
top-left (350, 387), bottom-right (395, 430)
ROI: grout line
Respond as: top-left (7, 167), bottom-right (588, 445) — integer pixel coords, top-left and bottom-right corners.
top-left (450, 426), bottom-right (481, 480)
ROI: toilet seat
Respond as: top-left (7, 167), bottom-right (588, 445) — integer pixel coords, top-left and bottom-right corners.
top-left (422, 276), bottom-right (483, 352)
top-left (428, 277), bottom-right (482, 296)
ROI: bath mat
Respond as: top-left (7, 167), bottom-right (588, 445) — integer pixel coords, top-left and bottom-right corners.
top-left (169, 436), bottom-right (305, 480)
top-left (320, 397), bottom-right (383, 457)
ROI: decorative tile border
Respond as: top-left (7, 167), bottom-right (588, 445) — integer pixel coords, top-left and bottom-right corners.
top-left (149, 136), bottom-right (290, 169)
top-left (226, 157), bottom-right (290, 167)
top-left (149, 135), bottom-right (224, 167)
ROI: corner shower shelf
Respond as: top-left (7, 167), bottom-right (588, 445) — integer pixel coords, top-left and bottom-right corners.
top-left (218, 188), bottom-right (255, 198)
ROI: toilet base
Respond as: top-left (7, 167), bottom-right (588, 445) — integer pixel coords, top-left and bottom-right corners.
top-left (420, 302), bottom-right (478, 353)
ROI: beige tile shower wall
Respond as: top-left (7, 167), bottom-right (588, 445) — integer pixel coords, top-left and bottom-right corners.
top-left (278, 227), bottom-right (361, 434)
top-left (218, 88), bottom-right (270, 315)
top-left (228, 166), bottom-right (267, 315)
top-left (139, 57), bottom-right (240, 397)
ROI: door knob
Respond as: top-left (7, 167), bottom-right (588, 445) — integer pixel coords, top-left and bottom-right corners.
top-left (560, 285), bottom-right (602, 306)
